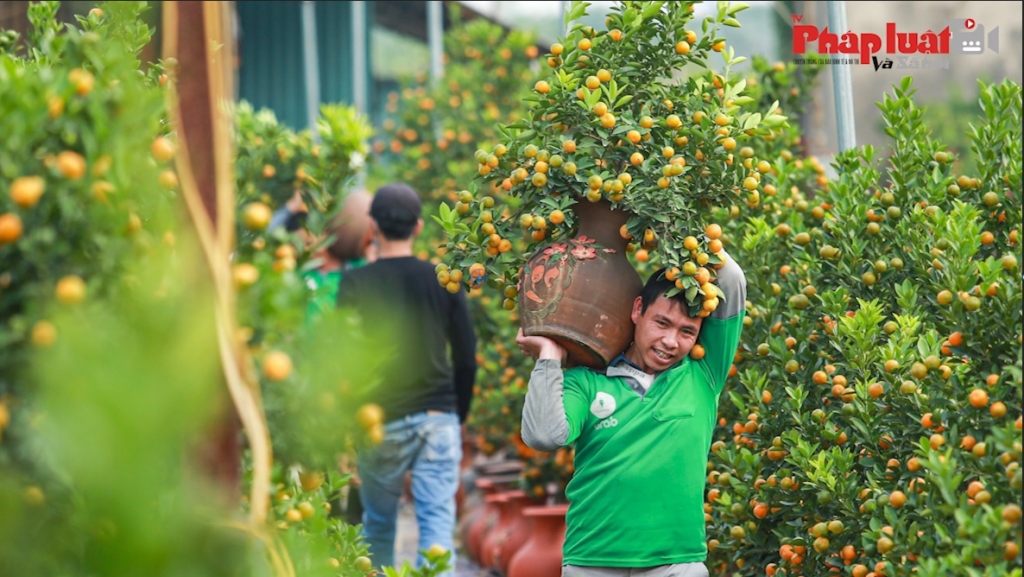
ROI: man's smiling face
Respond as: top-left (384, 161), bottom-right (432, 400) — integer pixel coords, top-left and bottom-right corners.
top-left (627, 294), bottom-right (703, 373)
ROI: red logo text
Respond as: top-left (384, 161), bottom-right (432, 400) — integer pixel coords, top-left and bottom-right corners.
top-left (793, 22), bottom-right (951, 65)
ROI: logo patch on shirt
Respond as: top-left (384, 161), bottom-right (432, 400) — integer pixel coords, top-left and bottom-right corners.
top-left (590, 392), bottom-right (616, 419)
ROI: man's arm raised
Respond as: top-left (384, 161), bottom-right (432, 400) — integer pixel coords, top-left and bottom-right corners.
top-left (517, 330), bottom-right (573, 451)
top-left (711, 250), bottom-right (746, 321)
top-left (700, 250), bottom-right (747, 389)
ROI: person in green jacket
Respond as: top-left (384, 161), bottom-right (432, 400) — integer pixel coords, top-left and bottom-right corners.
top-left (302, 189), bottom-right (376, 323)
top-left (516, 253), bottom-right (746, 577)
top-left (269, 188), bottom-right (376, 321)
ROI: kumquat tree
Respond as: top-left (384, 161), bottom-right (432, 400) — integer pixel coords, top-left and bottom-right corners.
top-left (701, 71), bottom-right (1022, 577)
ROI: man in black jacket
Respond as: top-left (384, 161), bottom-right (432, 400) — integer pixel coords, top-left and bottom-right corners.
top-left (337, 183), bottom-right (477, 574)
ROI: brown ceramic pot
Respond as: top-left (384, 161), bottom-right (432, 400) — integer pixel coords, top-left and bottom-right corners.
top-left (518, 198), bottom-right (642, 368)
top-left (455, 435), bottom-right (477, 519)
top-left (466, 473), bottom-right (520, 564)
top-left (465, 478), bottom-right (499, 564)
top-left (457, 482), bottom-right (486, 556)
top-left (506, 504), bottom-right (569, 577)
top-left (494, 491), bottom-right (534, 574)
top-left (478, 493), bottom-right (510, 569)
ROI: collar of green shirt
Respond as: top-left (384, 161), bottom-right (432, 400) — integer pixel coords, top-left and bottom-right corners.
top-left (606, 353), bottom-right (655, 391)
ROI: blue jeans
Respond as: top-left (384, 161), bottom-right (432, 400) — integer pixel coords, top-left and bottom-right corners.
top-left (357, 411), bottom-right (462, 574)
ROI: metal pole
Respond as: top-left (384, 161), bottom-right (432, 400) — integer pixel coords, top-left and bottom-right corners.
top-left (427, 1), bottom-right (444, 143)
top-left (351, 1), bottom-right (368, 116)
top-left (827, 1), bottom-right (856, 153)
top-left (427, 1), bottom-right (444, 85)
top-left (351, 0), bottom-right (368, 189)
top-left (301, 1), bottom-right (321, 142)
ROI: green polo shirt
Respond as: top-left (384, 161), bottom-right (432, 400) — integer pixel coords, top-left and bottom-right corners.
top-left (303, 268), bottom-right (342, 324)
top-left (560, 313), bottom-right (743, 567)
top-left (302, 258), bottom-right (366, 325)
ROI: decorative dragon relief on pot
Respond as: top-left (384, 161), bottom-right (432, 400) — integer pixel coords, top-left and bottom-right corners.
top-left (518, 235), bottom-right (617, 319)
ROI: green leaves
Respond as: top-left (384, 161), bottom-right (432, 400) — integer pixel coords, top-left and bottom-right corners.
top-left (741, 112), bottom-right (761, 130)
top-left (431, 201), bottom-right (459, 236)
top-left (566, 1), bottom-right (591, 27)
top-left (640, 1), bottom-right (667, 21)
top-left (726, 2), bottom-right (751, 16)
top-left (621, 7), bottom-right (639, 27)
top-left (25, 1), bottom-right (62, 55)
top-left (603, 78), bottom-right (623, 104)
top-left (741, 216), bottom-right (774, 252)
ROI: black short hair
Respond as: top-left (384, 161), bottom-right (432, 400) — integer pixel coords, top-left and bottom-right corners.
top-left (638, 267), bottom-right (689, 315)
top-left (369, 183), bottom-right (422, 240)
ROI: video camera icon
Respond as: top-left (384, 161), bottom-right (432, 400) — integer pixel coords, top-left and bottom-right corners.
top-left (951, 18), bottom-right (999, 55)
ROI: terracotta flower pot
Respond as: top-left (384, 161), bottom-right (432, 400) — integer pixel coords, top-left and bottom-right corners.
top-left (494, 491), bottom-right (534, 574)
top-left (518, 198), bottom-right (643, 368)
top-left (458, 482), bottom-right (487, 554)
top-left (465, 478), bottom-right (499, 564)
top-left (507, 503), bottom-right (569, 577)
top-left (479, 493), bottom-right (511, 569)
top-left (456, 435), bottom-right (477, 519)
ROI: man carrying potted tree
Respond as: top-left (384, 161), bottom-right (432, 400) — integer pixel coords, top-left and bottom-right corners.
top-left (517, 251), bottom-right (746, 576)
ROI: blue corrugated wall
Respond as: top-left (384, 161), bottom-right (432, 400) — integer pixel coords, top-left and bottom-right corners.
top-left (236, 2), bottom-right (371, 130)
top-left (315, 2), bottom-right (355, 111)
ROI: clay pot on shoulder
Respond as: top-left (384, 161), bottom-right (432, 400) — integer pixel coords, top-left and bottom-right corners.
top-left (518, 198), bottom-right (643, 369)
top-left (507, 504), bottom-right (569, 577)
